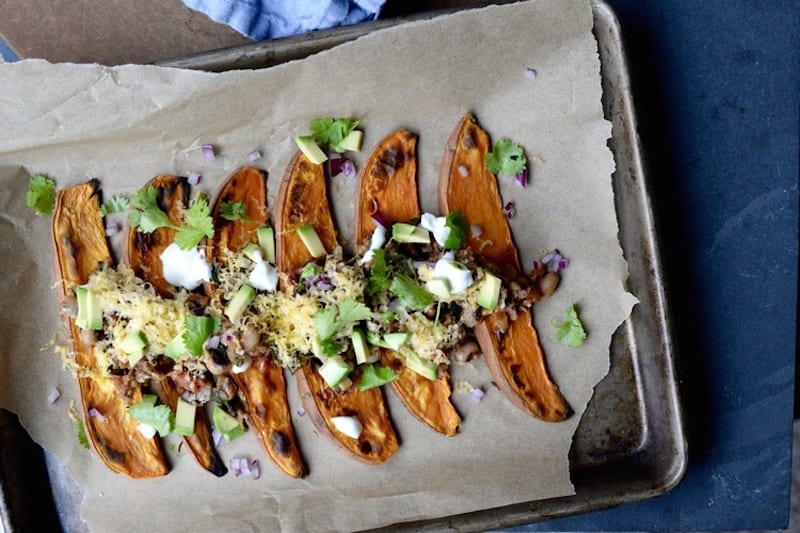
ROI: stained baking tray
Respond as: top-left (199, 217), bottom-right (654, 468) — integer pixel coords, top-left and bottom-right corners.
top-left (0, 1), bottom-right (686, 531)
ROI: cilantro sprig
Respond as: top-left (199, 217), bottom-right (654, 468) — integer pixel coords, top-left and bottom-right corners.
top-left (127, 394), bottom-right (174, 437)
top-left (359, 364), bottom-right (399, 391)
top-left (219, 200), bottom-right (252, 222)
top-left (367, 249), bottom-right (390, 295)
top-left (128, 186), bottom-right (214, 250)
top-left (99, 195), bottom-right (130, 217)
top-left (554, 304), bottom-right (587, 348)
top-left (183, 315), bottom-right (221, 356)
top-left (312, 299), bottom-right (373, 340)
top-left (485, 139), bottom-right (527, 177)
top-left (443, 210), bottom-right (469, 251)
top-left (76, 418), bottom-right (90, 449)
top-left (26, 174), bottom-right (57, 216)
top-left (310, 117), bottom-right (360, 151)
top-left (389, 274), bottom-right (433, 310)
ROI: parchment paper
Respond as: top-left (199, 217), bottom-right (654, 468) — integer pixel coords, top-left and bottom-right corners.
top-left (0, 0), bottom-right (637, 530)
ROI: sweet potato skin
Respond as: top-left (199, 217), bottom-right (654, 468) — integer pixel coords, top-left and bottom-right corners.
top-left (439, 114), bottom-right (571, 422)
top-left (355, 129), bottom-right (460, 436)
top-left (52, 181), bottom-right (169, 478)
top-left (209, 166), bottom-right (307, 479)
top-left (126, 175), bottom-right (227, 477)
top-left (276, 152), bottom-right (400, 464)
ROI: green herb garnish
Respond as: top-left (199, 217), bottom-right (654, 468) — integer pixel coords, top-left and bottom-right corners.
top-left (99, 195), bottom-right (130, 217)
top-left (26, 174), bottom-right (56, 216)
top-left (129, 187), bottom-right (213, 250)
top-left (358, 364), bottom-right (399, 391)
top-left (310, 117), bottom-right (360, 150)
top-left (443, 210), bottom-right (469, 250)
top-left (219, 200), bottom-right (252, 222)
top-left (367, 249), bottom-right (390, 295)
top-left (312, 299), bottom-right (373, 340)
top-left (182, 315), bottom-right (221, 356)
top-left (484, 139), bottom-right (527, 177)
top-left (76, 418), bottom-right (90, 449)
top-left (554, 304), bottom-right (587, 348)
top-left (127, 395), bottom-right (174, 437)
top-left (321, 338), bottom-right (344, 357)
top-left (390, 274), bottom-right (433, 310)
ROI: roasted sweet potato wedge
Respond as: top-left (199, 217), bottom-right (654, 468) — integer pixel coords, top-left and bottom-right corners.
top-left (355, 129), bottom-right (461, 436)
top-left (52, 181), bottom-right (169, 478)
top-left (276, 152), bottom-right (400, 464)
top-left (208, 166), bottom-right (307, 479)
top-left (126, 175), bottom-right (227, 477)
top-left (439, 113), bottom-right (572, 422)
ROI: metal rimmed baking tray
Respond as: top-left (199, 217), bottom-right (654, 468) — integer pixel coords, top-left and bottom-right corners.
top-left (0, 2), bottom-right (686, 531)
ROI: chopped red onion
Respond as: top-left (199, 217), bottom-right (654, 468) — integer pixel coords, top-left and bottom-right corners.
top-left (47, 388), bottom-right (61, 405)
top-left (458, 164), bottom-right (469, 177)
top-left (230, 456), bottom-right (243, 476)
top-left (539, 249), bottom-right (569, 272)
top-left (340, 158), bottom-right (356, 178)
top-left (201, 144), bottom-right (216, 162)
top-left (105, 222), bottom-right (121, 237)
top-left (514, 169), bottom-right (528, 189)
top-left (532, 260), bottom-right (543, 271)
top-left (247, 149), bottom-right (262, 161)
top-left (250, 459), bottom-right (261, 480)
top-left (239, 457), bottom-right (251, 476)
top-left (503, 201), bottom-right (516, 220)
top-left (557, 258), bottom-right (569, 271)
top-left (541, 250), bottom-right (557, 264)
top-left (204, 335), bottom-right (220, 350)
top-left (306, 275), bottom-right (334, 291)
top-left (470, 225), bottom-right (482, 237)
top-left (187, 172), bottom-right (201, 186)
top-left (212, 427), bottom-right (224, 448)
top-left (371, 212), bottom-right (389, 230)
top-left (469, 387), bottom-right (485, 404)
top-left (296, 406), bottom-right (306, 417)
top-left (88, 407), bottom-right (106, 422)
top-left (223, 332), bottom-right (234, 342)
top-left (524, 67), bottom-right (538, 79)
top-left (329, 152), bottom-right (343, 176)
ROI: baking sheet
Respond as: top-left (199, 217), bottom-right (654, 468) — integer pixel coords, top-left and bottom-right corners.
top-left (0, 2), bottom-right (670, 528)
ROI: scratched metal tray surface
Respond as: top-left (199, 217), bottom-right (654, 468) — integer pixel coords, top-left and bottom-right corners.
top-left (0, 2), bottom-right (686, 531)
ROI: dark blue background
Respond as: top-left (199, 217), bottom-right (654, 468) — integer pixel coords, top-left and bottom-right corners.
top-left (518, 1), bottom-right (799, 531)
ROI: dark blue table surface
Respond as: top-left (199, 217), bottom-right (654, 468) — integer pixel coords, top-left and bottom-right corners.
top-left (517, 1), bottom-right (799, 531)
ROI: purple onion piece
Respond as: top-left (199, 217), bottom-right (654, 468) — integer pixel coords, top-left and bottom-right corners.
top-left (371, 211), bottom-right (390, 230)
top-left (187, 172), bottom-right (201, 186)
top-left (340, 158), bottom-right (356, 178)
top-left (250, 459), bottom-right (261, 480)
top-left (524, 67), bottom-right (538, 80)
top-left (514, 169), bottom-right (528, 189)
top-left (47, 388), bottom-right (61, 405)
top-left (88, 407), bottom-right (106, 422)
top-left (105, 223), bottom-right (121, 237)
top-left (329, 153), bottom-right (343, 176)
top-left (201, 144), bottom-right (216, 162)
top-left (503, 201), bottom-right (516, 220)
top-left (247, 149), bottom-right (262, 161)
top-left (469, 388), bottom-right (485, 404)
top-left (296, 406), bottom-right (306, 417)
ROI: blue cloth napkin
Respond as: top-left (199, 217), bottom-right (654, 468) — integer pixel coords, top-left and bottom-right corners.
top-left (182, 0), bottom-right (385, 41)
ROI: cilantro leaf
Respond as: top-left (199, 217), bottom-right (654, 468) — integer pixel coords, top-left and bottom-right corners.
top-left (99, 195), bottom-right (130, 217)
top-left (555, 304), bottom-right (587, 348)
top-left (128, 186), bottom-right (173, 233)
top-left (336, 300), bottom-right (373, 325)
top-left (321, 338), bottom-right (344, 357)
top-left (127, 398), bottom-right (174, 437)
top-left (484, 139), bottom-right (527, 177)
top-left (310, 117), bottom-right (360, 150)
top-left (312, 299), bottom-right (373, 340)
top-left (390, 274), bottom-right (433, 310)
top-left (26, 174), bottom-right (56, 216)
top-left (174, 195), bottom-right (214, 250)
top-left (358, 364), bottom-right (399, 391)
top-left (443, 210), bottom-right (469, 251)
top-left (182, 315), bottom-right (221, 356)
top-left (219, 200), bottom-right (252, 222)
top-left (367, 248), bottom-right (390, 295)
top-left (312, 307), bottom-right (339, 340)
top-left (76, 418), bottom-right (90, 449)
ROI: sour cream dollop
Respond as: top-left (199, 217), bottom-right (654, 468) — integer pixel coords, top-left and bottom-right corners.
top-left (247, 249), bottom-right (278, 292)
top-left (419, 213), bottom-right (451, 248)
top-left (360, 224), bottom-right (387, 264)
top-left (432, 252), bottom-right (474, 293)
top-left (159, 243), bottom-right (212, 290)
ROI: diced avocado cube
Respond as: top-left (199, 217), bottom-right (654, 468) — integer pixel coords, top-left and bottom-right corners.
top-left (225, 284), bottom-right (256, 323)
top-left (403, 351), bottom-right (438, 381)
top-left (300, 262), bottom-right (322, 280)
top-left (294, 135), bottom-right (328, 165)
top-left (383, 332), bottom-right (410, 352)
top-left (425, 278), bottom-right (452, 300)
top-left (75, 286), bottom-right (103, 330)
top-left (212, 404), bottom-right (245, 442)
top-left (318, 355), bottom-right (353, 388)
top-left (164, 334), bottom-right (188, 361)
top-left (334, 130), bottom-right (363, 153)
top-left (257, 226), bottom-right (276, 264)
top-left (120, 330), bottom-right (147, 366)
top-left (242, 243), bottom-right (262, 262)
top-left (296, 225), bottom-right (327, 258)
top-left (174, 398), bottom-right (196, 436)
top-left (351, 328), bottom-right (369, 365)
top-left (391, 223), bottom-right (430, 244)
top-left (477, 271), bottom-right (502, 311)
